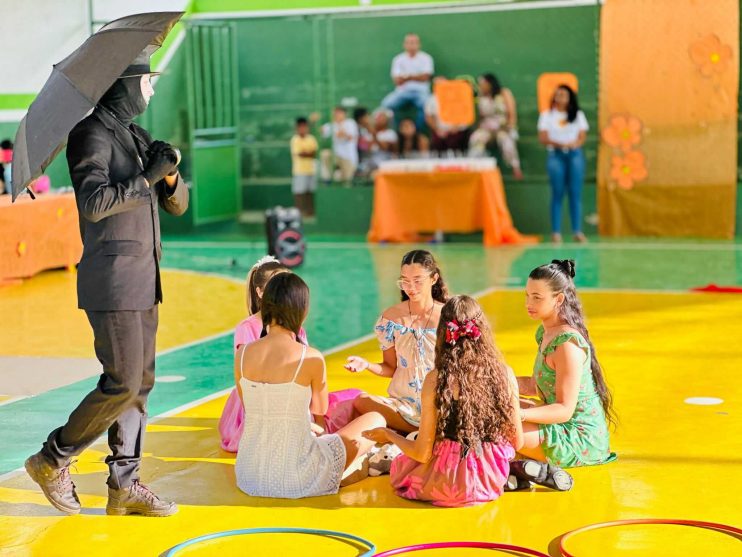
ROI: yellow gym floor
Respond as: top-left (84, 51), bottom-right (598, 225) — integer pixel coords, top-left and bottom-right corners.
top-left (0, 242), bottom-right (740, 556)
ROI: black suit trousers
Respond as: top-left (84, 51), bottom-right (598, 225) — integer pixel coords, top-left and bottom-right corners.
top-left (42, 306), bottom-right (158, 489)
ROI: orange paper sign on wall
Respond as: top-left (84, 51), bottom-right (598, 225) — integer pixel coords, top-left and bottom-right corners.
top-left (537, 73), bottom-right (579, 113)
top-left (434, 79), bottom-right (475, 127)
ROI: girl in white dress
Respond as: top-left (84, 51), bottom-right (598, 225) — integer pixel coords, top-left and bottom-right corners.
top-left (234, 273), bottom-right (384, 498)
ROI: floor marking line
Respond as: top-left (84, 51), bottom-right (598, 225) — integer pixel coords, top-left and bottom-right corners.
top-left (0, 395), bottom-right (28, 408)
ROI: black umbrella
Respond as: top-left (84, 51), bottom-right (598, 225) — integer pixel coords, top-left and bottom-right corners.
top-left (11, 11), bottom-right (184, 201)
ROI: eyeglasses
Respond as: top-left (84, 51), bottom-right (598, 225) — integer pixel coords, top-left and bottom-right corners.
top-left (396, 275), bottom-right (432, 290)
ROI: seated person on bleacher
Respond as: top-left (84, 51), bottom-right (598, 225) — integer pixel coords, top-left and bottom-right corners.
top-left (357, 108), bottom-right (400, 178)
top-left (468, 73), bottom-right (523, 180)
top-left (370, 108), bottom-right (398, 167)
top-left (396, 118), bottom-right (430, 159)
top-left (381, 34), bottom-right (434, 131)
top-left (354, 107), bottom-right (374, 178)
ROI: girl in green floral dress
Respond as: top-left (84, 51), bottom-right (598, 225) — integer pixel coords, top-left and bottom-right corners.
top-left (517, 259), bottom-right (616, 468)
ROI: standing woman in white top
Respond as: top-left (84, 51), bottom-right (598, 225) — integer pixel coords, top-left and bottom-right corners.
top-left (381, 34), bottom-right (435, 130)
top-left (537, 85), bottom-right (589, 243)
top-left (234, 273), bottom-right (385, 498)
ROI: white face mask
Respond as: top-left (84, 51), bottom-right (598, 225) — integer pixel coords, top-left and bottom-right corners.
top-left (140, 75), bottom-right (155, 105)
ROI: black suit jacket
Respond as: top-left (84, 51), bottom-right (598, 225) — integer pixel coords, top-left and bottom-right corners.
top-left (66, 107), bottom-right (189, 311)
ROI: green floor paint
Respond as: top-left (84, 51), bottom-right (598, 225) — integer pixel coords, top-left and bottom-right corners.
top-left (0, 335), bottom-right (234, 475)
top-left (1, 239), bottom-right (741, 475)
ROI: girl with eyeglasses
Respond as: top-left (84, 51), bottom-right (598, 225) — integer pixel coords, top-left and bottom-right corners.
top-left (345, 250), bottom-right (448, 434)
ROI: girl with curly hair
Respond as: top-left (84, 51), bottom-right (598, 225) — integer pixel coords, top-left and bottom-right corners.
top-left (345, 250), bottom-right (448, 433)
top-left (517, 259), bottom-right (616, 471)
top-left (362, 295), bottom-right (523, 507)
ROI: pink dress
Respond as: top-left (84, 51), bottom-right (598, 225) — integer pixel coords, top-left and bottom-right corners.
top-left (390, 402), bottom-right (514, 507)
top-left (218, 315), bottom-right (307, 452)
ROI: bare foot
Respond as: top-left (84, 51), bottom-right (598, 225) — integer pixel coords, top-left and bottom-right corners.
top-left (513, 167), bottom-right (524, 180)
top-left (573, 232), bottom-right (588, 243)
top-left (550, 233), bottom-right (563, 244)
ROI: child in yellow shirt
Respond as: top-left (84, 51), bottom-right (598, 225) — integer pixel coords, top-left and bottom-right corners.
top-left (290, 117), bottom-right (319, 216)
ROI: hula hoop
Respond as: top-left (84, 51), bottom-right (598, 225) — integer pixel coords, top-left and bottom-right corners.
top-left (559, 519), bottom-right (742, 557)
top-left (164, 527), bottom-right (376, 556)
top-left (374, 541), bottom-right (550, 557)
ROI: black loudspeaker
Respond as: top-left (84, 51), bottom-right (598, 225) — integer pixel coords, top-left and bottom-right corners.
top-left (265, 206), bottom-right (305, 268)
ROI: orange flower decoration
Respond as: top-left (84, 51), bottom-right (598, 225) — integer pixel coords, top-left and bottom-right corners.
top-left (602, 114), bottom-right (642, 153)
top-left (610, 151), bottom-right (647, 190)
top-left (689, 34), bottom-right (733, 76)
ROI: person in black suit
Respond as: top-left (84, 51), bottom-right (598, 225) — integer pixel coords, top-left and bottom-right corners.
top-left (25, 50), bottom-right (188, 517)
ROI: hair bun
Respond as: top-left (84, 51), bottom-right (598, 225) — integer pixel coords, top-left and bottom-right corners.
top-left (551, 259), bottom-right (576, 278)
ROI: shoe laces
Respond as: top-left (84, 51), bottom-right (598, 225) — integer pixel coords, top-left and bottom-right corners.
top-left (54, 460), bottom-right (77, 492)
top-left (129, 480), bottom-right (159, 503)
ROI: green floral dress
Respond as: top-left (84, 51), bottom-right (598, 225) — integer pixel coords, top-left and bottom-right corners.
top-left (533, 325), bottom-right (616, 467)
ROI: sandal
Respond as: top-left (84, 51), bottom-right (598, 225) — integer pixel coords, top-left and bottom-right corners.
top-left (504, 474), bottom-right (531, 492)
top-left (509, 459), bottom-right (573, 491)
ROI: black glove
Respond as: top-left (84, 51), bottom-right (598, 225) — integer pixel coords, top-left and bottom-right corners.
top-left (142, 147), bottom-right (178, 185)
top-left (147, 141), bottom-right (180, 175)
top-left (147, 140), bottom-right (171, 156)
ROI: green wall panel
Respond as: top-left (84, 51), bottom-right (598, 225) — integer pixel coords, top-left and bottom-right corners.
top-left (0, 122), bottom-right (17, 142)
top-left (192, 143), bottom-right (240, 223)
top-left (231, 4), bottom-right (600, 184)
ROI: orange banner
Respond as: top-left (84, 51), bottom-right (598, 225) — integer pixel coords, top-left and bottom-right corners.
top-left (537, 73), bottom-right (578, 113)
top-left (597, 0), bottom-right (738, 238)
top-left (434, 79), bottom-right (475, 127)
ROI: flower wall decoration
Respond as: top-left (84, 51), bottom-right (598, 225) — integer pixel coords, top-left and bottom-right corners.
top-left (601, 114), bottom-right (642, 153)
top-left (689, 34), bottom-right (733, 77)
top-left (610, 151), bottom-right (648, 190)
top-left (602, 113), bottom-right (647, 190)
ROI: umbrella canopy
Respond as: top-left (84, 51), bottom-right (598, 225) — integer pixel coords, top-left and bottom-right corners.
top-left (11, 11), bottom-right (183, 201)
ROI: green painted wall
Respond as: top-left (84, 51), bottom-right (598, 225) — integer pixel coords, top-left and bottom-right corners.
top-left (231, 4), bottom-right (600, 185)
top-left (0, 94), bottom-right (35, 110)
top-left (0, 123), bottom-right (17, 143)
top-left (191, 0), bottom-right (487, 12)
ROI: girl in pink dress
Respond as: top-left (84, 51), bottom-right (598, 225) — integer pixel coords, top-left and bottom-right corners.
top-left (218, 256), bottom-right (306, 452)
top-left (363, 295), bottom-right (523, 507)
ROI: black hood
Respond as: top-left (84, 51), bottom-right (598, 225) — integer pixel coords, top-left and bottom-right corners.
top-left (99, 77), bottom-right (147, 125)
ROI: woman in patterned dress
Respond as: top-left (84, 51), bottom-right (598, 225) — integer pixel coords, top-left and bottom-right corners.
top-left (345, 250), bottom-right (449, 433)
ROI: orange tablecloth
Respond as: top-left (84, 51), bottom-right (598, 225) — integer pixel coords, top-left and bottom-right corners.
top-left (0, 193), bottom-right (82, 282)
top-left (368, 169), bottom-right (534, 246)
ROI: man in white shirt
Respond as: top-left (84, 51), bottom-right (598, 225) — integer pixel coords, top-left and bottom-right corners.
top-left (381, 34), bottom-right (434, 130)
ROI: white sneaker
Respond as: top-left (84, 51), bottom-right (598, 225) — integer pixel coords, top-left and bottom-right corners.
top-left (368, 443), bottom-right (401, 476)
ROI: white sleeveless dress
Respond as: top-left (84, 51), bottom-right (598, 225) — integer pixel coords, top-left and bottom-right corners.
top-left (235, 344), bottom-right (347, 498)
